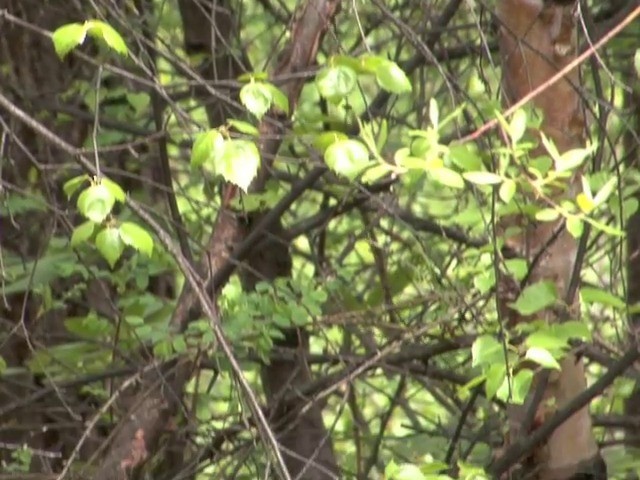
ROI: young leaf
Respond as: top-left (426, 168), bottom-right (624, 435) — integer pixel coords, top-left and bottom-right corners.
top-left (63, 175), bottom-right (89, 199)
top-left (101, 177), bottom-right (126, 203)
top-left (191, 129), bottom-right (224, 167)
top-left (509, 109), bottom-right (527, 144)
top-left (535, 208), bottom-right (560, 222)
top-left (240, 81), bottom-right (273, 119)
top-left (77, 183), bottom-right (116, 223)
top-left (52, 23), bottom-right (87, 59)
top-left (525, 347), bottom-right (561, 370)
top-left (555, 147), bottom-right (591, 172)
top-left (485, 363), bottom-right (507, 400)
top-left (86, 21), bottom-right (128, 56)
top-left (324, 139), bottom-right (370, 180)
top-left (471, 335), bottom-right (503, 367)
top-left (581, 286), bottom-right (626, 309)
top-left (430, 168), bottom-right (464, 189)
top-left (70, 221), bottom-right (96, 246)
top-left (215, 139), bottom-right (261, 192)
top-left (316, 65), bottom-right (357, 102)
top-left (463, 171), bottom-right (503, 185)
top-left (264, 83), bottom-right (290, 114)
top-left (509, 281), bottom-right (557, 316)
top-left (227, 119), bottom-right (260, 136)
top-left (375, 60), bottom-right (412, 94)
top-left (511, 369), bottom-right (534, 404)
top-left (499, 179), bottom-right (516, 203)
top-left (566, 216), bottom-right (584, 238)
top-left (119, 222), bottom-right (154, 257)
top-left (95, 227), bottom-right (125, 268)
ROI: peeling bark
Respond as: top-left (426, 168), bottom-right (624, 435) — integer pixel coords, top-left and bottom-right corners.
top-left (495, 1), bottom-right (604, 478)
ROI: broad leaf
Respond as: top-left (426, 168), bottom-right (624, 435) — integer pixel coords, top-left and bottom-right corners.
top-left (77, 183), bottom-right (116, 223)
top-left (375, 60), bottom-right (412, 94)
top-left (119, 222), bottom-right (154, 257)
top-left (240, 81), bottom-right (273, 119)
top-left (324, 139), bottom-right (370, 180)
top-left (509, 281), bottom-right (557, 316)
top-left (95, 227), bottom-right (125, 268)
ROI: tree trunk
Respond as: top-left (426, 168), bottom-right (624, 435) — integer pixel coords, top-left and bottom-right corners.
top-left (495, 1), bottom-right (604, 478)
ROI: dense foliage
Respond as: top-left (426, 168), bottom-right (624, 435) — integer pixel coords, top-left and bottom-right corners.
top-left (0, 1), bottom-right (639, 479)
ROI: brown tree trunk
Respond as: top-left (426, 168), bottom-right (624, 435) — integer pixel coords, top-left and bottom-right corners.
top-left (177, 1), bottom-right (339, 477)
top-left (495, 1), bottom-right (604, 478)
top-left (624, 65), bottom-right (640, 450)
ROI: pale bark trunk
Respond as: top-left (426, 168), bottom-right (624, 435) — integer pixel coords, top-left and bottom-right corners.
top-left (495, 1), bottom-right (604, 478)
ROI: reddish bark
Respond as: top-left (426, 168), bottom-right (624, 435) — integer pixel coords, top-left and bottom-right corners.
top-left (495, 1), bottom-right (604, 478)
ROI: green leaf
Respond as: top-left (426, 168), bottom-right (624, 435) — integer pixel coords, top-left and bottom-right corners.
top-left (509, 109), bottom-right (527, 144)
top-left (51, 23), bottom-right (87, 59)
top-left (555, 147), bottom-right (591, 172)
top-left (428, 98), bottom-right (439, 128)
top-left (509, 281), bottom-right (557, 316)
top-left (324, 139), bottom-right (370, 180)
top-left (525, 346), bottom-right (561, 370)
top-left (593, 177), bottom-right (616, 207)
top-left (511, 369), bottom-right (533, 404)
top-left (375, 60), bottom-right (412, 94)
top-left (227, 119), bottom-right (260, 136)
top-left (119, 222), bottom-right (154, 257)
top-left (535, 208), bottom-right (560, 222)
top-left (85, 21), bottom-right (128, 56)
top-left (63, 175), bottom-right (89, 199)
top-left (566, 216), bottom-right (584, 238)
top-left (388, 463), bottom-right (426, 480)
top-left (70, 221), bottom-right (96, 246)
top-left (264, 83), bottom-right (289, 114)
top-left (485, 363), bottom-right (507, 400)
top-left (240, 81), bottom-right (273, 119)
top-left (0, 355), bottom-right (7, 375)
top-left (316, 65), bottom-right (357, 102)
top-left (191, 129), bottom-right (224, 167)
top-left (430, 167), bottom-right (464, 189)
top-left (101, 177), bottom-right (126, 203)
top-left (77, 183), bottom-right (116, 223)
top-left (581, 286), bottom-right (625, 309)
top-left (471, 335), bottom-right (503, 367)
top-left (635, 49), bottom-right (640, 79)
top-left (312, 131), bottom-right (348, 153)
top-left (95, 227), bottom-right (125, 268)
top-left (499, 179), bottom-right (516, 203)
top-left (448, 144), bottom-right (483, 172)
top-left (463, 171), bottom-right (503, 185)
top-left (576, 193), bottom-right (594, 214)
top-left (525, 330), bottom-right (569, 351)
top-left (552, 321), bottom-right (591, 342)
top-left (215, 139), bottom-right (261, 192)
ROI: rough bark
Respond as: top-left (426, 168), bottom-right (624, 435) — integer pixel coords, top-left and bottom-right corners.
top-left (495, 1), bottom-right (604, 478)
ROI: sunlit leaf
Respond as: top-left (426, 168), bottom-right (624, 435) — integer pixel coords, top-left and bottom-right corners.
top-left (95, 227), bottom-right (125, 268)
top-left (316, 65), bottom-right (357, 102)
top-left (240, 81), bottom-right (273, 119)
top-left (509, 281), bottom-right (557, 316)
top-left (214, 139), bottom-right (261, 192)
top-left (525, 346), bottom-right (561, 370)
top-left (70, 221), bottom-right (95, 246)
top-left (77, 183), bottom-right (115, 223)
top-left (324, 139), bottom-right (370, 180)
top-left (52, 23), bottom-right (87, 58)
top-left (463, 171), bottom-right (503, 185)
top-left (375, 60), bottom-right (412, 94)
top-left (119, 222), bottom-right (154, 257)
